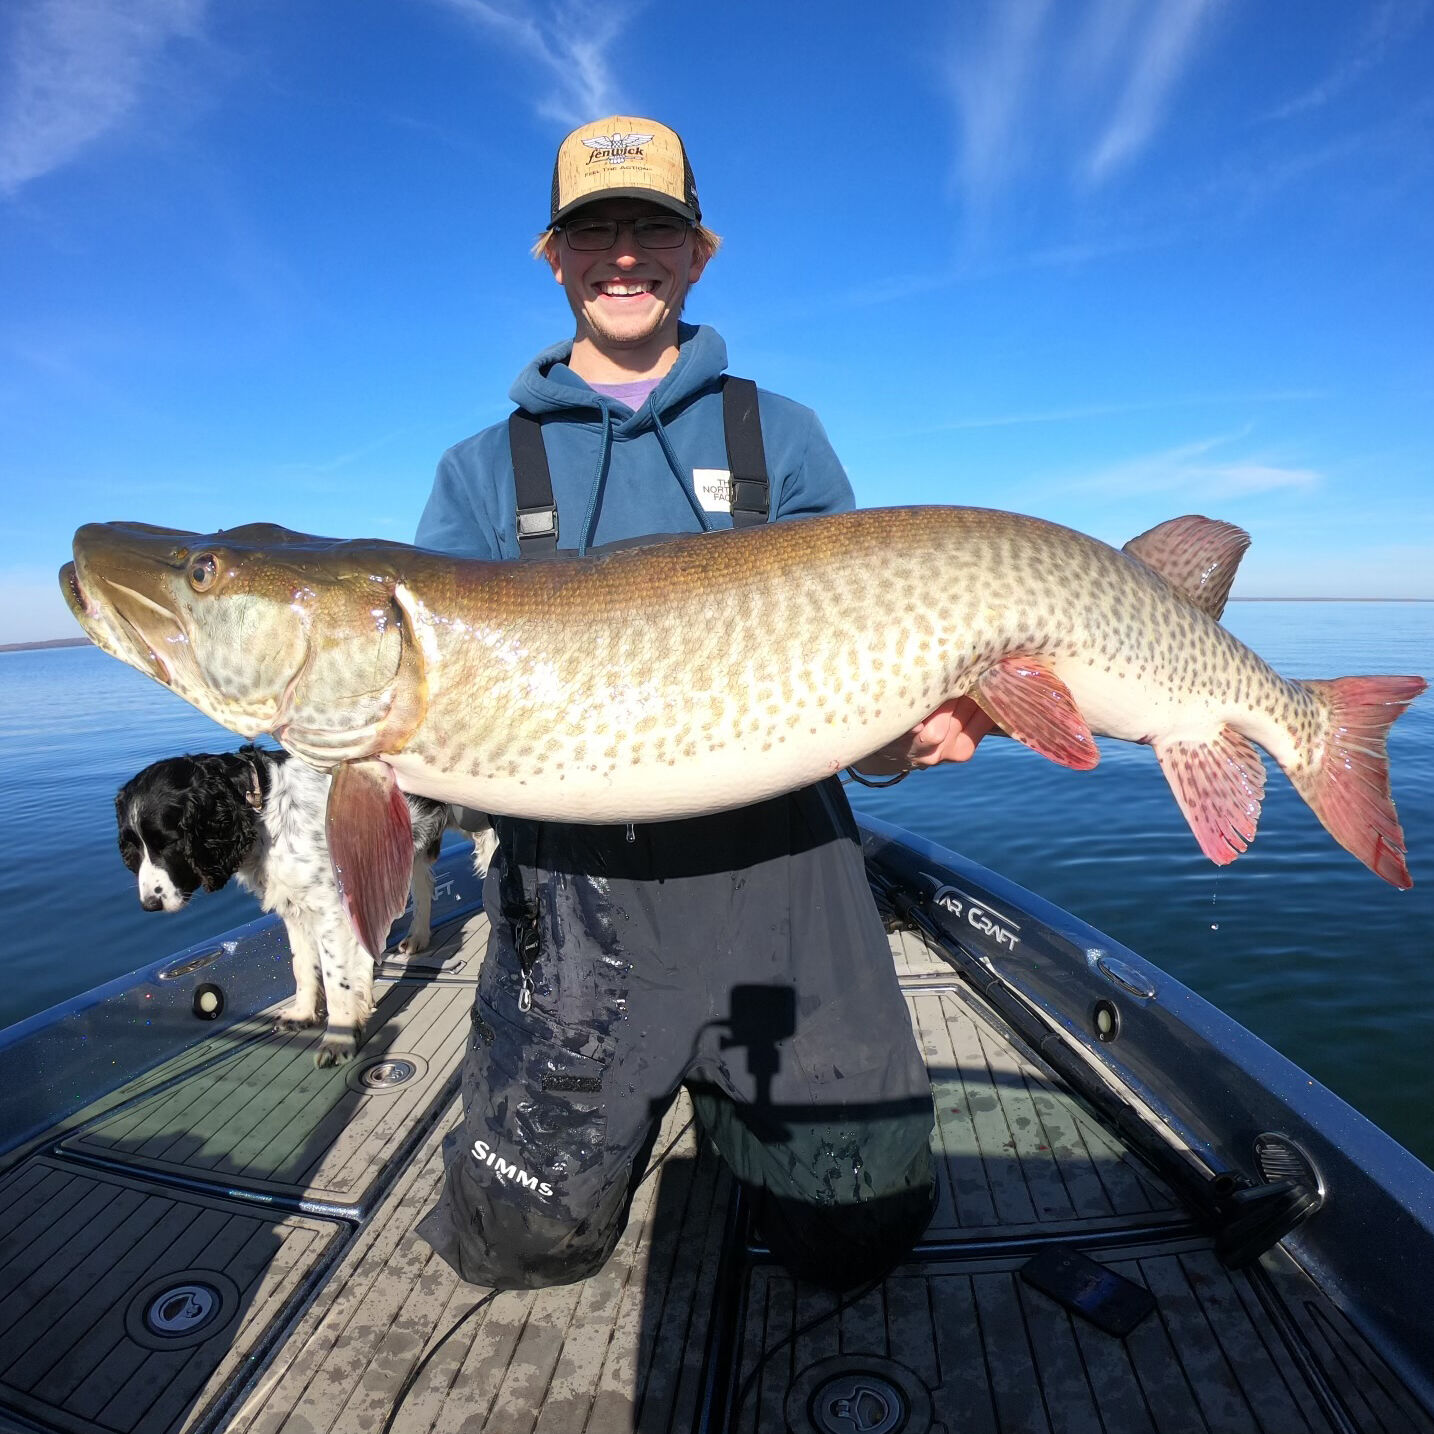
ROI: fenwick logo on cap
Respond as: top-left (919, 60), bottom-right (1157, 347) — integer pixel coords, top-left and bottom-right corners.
top-left (551, 115), bottom-right (701, 225)
top-left (582, 131), bottom-right (654, 165)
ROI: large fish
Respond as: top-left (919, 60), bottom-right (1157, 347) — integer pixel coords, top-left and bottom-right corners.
top-left (60, 510), bottom-right (1425, 954)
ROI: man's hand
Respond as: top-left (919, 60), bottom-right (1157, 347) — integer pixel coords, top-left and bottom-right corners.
top-left (852, 696), bottom-right (995, 776)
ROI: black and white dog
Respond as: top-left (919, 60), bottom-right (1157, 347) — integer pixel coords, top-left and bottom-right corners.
top-left (115, 745), bottom-right (494, 1066)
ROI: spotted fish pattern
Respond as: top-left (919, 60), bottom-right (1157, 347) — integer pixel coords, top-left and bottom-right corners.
top-left (62, 508), bottom-right (1426, 927)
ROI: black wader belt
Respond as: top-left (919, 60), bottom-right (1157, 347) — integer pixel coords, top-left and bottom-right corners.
top-left (509, 374), bottom-right (769, 555)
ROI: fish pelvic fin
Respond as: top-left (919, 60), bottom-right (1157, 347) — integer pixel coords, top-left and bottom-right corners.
top-left (327, 759), bottom-right (415, 957)
top-left (1290, 675), bottom-right (1427, 889)
top-left (1153, 728), bottom-right (1267, 866)
top-left (974, 656), bottom-right (1099, 770)
top-left (1122, 516), bottom-right (1250, 621)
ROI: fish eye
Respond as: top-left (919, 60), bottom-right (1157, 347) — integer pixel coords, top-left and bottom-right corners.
top-left (188, 554), bottom-right (218, 591)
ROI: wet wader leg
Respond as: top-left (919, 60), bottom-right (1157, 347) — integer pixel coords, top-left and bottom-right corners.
top-left (417, 824), bottom-right (680, 1289)
top-left (685, 779), bottom-right (936, 1290)
top-left (688, 1084), bottom-right (935, 1290)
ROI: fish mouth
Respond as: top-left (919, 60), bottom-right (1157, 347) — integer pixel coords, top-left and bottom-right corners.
top-left (59, 547), bottom-right (179, 685)
top-left (59, 561), bottom-right (86, 622)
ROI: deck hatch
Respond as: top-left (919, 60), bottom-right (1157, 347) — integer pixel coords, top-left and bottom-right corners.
top-left (786, 1355), bottom-right (933, 1434)
top-left (127, 1270), bottom-right (241, 1350)
top-left (0, 1157), bottom-right (342, 1434)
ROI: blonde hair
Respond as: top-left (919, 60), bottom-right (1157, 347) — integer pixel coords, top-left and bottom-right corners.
top-left (532, 222), bottom-right (723, 263)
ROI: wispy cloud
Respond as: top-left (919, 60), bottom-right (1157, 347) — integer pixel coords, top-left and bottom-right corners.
top-left (428, 0), bottom-right (627, 127)
top-left (1066, 431), bottom-right (1320, 500)
top-left (0, 0), bottom-right (206, 197)
top-left (1263, 1), bottom-right (1432, 122)
top-left (1082, 0), bottom-right (1219, 184)
top-left (273, 431), bottom-right (409, 487)
top-left (911, 390), bottom-right (1322, 437)
top-left (942, 0), bottom-right (1223, 223)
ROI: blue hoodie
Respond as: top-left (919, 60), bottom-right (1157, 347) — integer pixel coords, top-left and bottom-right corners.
top-left (415, 324), bottom-right (853, 559)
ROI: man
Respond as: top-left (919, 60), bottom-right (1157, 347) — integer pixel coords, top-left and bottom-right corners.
top-left (414, 116), bottom-right (990, 1291)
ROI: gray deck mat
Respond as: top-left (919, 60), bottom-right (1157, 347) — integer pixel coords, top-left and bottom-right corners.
top-left (226, 1091), bottom-right (730, 1434)
top-left (4, 913), bottom-right (1430, 1433)
top-left (733, 1237), bottom-right (1434, 1434)
top-left (912, 986), bottom-right (1181, 1239)
top-left (58, 914), bottom-right (490, 1213)
top-left (0, 1157), bottom-right (343, 1434)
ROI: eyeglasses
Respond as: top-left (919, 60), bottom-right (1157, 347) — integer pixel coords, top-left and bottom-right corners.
top-left (558, 215), bottom-right (693, 251)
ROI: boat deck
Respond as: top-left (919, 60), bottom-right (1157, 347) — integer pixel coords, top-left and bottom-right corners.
top-left (1, 911), bottom-right (1430, 1433)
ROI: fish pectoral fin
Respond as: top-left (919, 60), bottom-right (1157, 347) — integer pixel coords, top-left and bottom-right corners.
top-left (1152, 727), bottom-right (1267, 866)
top-left (327, 759), bottom-right (415, 958)
top-left (974, 656), bottom-right (1099, 770)
top-left (1122, 516), bottom-right (1250, 621)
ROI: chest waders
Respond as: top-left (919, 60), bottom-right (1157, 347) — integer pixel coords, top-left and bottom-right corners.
top-left (415, 379), bottom-right (936, 1291)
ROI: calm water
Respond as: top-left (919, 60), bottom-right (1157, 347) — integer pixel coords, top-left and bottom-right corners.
top-left (2, 606), bottom-right (1432, 1163)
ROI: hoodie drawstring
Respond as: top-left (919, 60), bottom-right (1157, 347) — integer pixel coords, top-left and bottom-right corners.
top-left (652, 410), bottom-right (713, 533)
top-left (577, 400), bottom-right (713, 554)
top-left (576, 406), bottom-right (616, 557)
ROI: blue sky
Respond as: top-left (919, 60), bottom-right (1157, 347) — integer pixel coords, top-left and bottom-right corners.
top-left (3, 0), bottom-right (1431, 643)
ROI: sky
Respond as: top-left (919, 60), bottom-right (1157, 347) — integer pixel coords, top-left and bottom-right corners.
top-left (2, 0), bottom-right (1432, 644)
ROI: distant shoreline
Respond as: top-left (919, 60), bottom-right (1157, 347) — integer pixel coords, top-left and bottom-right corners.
top-left (0, 637), bottom-right (92, 654)
top-left (1228, 597), bottom-right (1434, 604)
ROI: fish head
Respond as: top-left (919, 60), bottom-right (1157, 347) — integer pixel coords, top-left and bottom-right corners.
top-left (61, 521), bottom-right (426, 766)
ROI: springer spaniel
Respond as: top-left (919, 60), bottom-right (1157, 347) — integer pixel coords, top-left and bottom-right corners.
top-left (115, 745), bottom-right (494, 1065)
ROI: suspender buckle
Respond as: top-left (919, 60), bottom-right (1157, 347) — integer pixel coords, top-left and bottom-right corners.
top-left (728, 476), bottom-right (769, 517)
top-left (516, 506), bottom-right (559, 542)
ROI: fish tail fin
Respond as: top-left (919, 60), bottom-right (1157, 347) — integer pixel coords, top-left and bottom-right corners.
top-left (1153, 727), bottom-right (1267, 867)
top-left (1289, 675), bottom-right (1426, 889)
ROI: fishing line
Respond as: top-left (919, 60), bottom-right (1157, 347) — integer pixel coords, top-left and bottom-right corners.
top-left (730, 1274), bottom-right (885, 1424)
top-left (380, 1116), bottom-right (696, 1433)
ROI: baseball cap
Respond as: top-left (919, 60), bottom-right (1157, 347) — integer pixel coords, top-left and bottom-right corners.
top-left (549, 116), bottom-right (701, 226)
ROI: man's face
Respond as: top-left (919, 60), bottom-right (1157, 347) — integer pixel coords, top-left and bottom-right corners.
top-left (547, 199), bottom-right (708, 357)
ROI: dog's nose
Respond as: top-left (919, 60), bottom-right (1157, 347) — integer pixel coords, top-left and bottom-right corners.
top-left (141, 895), bottom-right (164, 912)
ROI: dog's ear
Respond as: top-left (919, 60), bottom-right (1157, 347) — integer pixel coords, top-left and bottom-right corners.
top-left (180, 761), bottom-right (259, 892)
top-left (114, 788), bottom-right (142, 873)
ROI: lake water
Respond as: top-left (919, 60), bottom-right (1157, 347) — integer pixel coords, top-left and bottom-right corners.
top-left (2, 604), bottom-right (1431, 1163)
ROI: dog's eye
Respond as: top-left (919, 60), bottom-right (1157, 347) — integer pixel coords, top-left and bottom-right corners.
top-left (189, 554), bottom-right (218, 591)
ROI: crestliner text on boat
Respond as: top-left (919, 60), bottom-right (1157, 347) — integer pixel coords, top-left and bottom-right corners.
top-left (60, 508), bottom-right (1426, 954)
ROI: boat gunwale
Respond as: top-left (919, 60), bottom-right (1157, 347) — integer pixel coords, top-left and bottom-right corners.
top-left (860, 812), bottom-right (1434, 1412)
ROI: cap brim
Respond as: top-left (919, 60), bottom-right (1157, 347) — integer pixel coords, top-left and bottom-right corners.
top-left (552, 187), bottom-right (698, 226)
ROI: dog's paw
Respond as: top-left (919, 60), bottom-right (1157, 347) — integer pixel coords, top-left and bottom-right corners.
top-left (313, 1027), bottom-right (362, 1068)
top-left (396, 931), bottom-right (431, 956)
top-left (273, 1006), bottom-right (319, 1033)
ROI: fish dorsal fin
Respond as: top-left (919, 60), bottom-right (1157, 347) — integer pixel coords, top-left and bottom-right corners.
top-left (1123, 516), bottom-right (1250, 620)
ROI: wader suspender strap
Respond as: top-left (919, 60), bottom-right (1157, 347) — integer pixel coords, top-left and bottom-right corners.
top-left (508, 375), bottom-right (769, 554)
top-left (508, 409), bottom-right (559, 553)
top-left (720, 376), bottom-right (770, 528)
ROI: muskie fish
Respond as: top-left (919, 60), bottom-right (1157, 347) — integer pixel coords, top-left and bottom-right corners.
top-left (61, 510), bottom-right (1425, 955)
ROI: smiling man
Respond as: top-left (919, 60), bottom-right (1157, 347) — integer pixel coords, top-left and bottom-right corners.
top-left (413, 116), bottom-right (988, 1294)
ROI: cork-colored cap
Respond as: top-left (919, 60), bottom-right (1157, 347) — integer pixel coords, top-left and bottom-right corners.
top-left (549, 116), bottom-right (700, 225)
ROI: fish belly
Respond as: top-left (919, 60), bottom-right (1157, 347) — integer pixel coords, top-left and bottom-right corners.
top-left (385, 737), bottom-right (844, 823)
